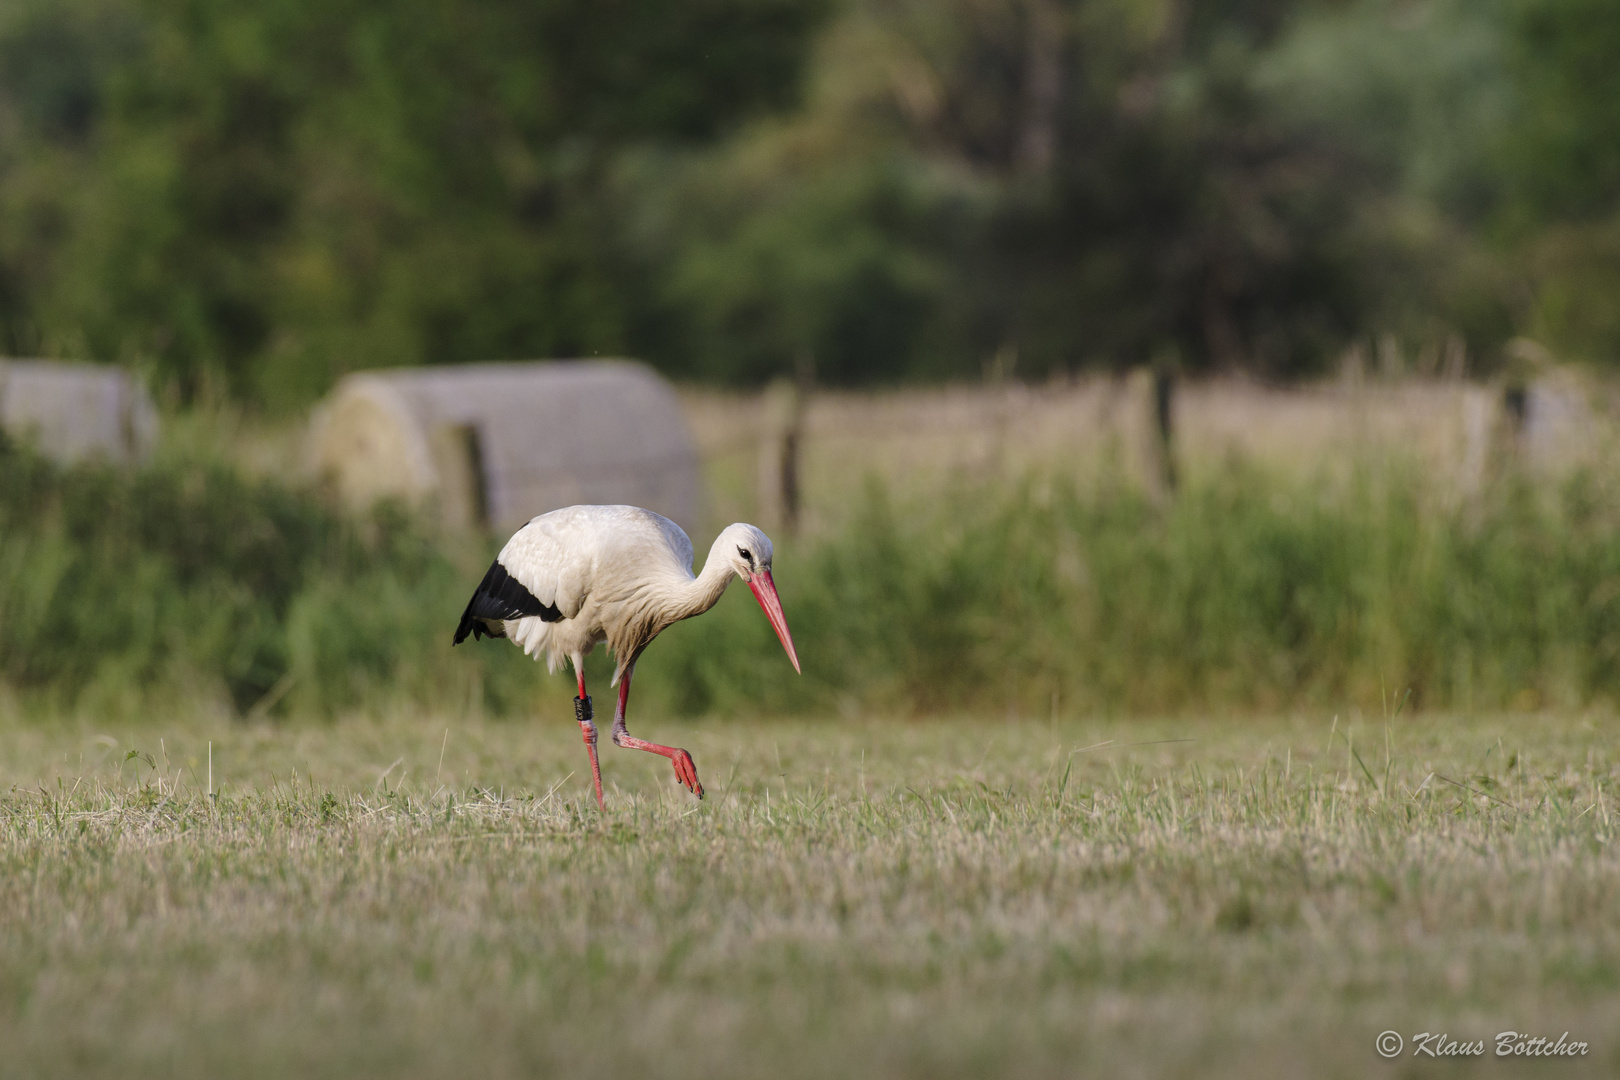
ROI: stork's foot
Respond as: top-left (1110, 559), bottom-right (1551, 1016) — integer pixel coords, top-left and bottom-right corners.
top-left (670, 748), bottom-right (704, 799)
top-left (612, 724), bottom-right (704, 799)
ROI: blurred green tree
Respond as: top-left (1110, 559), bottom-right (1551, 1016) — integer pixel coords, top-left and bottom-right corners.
top-left (0, 0), bottom-right (827, 403)
top-left (1498, 0), bottom-right (1620, 363)
top-left (1, 0), bottom-right (1617, 396)
top-left (646, 0), bottom-right (1526, 384)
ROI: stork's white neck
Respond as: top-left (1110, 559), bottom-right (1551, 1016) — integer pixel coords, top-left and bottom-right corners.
top-left (603, 523), bottom-right (767, 684)
top-left (626, 531), bottom-right (742, 629)
top-left (676, 531), bottom-right (745, 620)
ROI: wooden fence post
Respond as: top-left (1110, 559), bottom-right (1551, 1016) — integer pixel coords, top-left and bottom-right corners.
top-left (760, 353), bottom-right (812, 535)
top-left (1153, 358), bottom-right (1177, 494)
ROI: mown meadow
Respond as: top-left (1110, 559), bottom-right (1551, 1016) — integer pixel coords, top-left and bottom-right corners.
top-left (0, 710), bottom-right (1615, 1079)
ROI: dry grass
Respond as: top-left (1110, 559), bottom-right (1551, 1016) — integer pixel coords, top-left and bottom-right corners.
top-left (1, 709), bottom-right (1616, 1078)
top-left (682, 371), bottom-right (1619, 535)
top-left (183, 370), bottom-right (1619, 541)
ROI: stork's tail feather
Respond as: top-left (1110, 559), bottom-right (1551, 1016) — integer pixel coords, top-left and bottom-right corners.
top-left (453, 559), bottom-right (562, 645)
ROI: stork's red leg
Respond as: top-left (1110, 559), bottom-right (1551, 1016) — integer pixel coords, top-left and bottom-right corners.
top-left (574, 661), bottom-right (605, 810)
top-left (610, 666), bottom-right (703, 798)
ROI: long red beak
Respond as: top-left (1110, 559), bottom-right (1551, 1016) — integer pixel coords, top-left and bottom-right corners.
top-left (748, 569), bottom-right (800, 674)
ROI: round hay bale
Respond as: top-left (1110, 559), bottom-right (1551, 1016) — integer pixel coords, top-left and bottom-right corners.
top-left (0, 360), bottom-right (157, 464)
top-left (306, 360), bottom-right (705, 533)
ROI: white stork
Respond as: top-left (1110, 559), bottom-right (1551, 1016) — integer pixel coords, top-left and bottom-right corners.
top-left (453, 505), bottom-right (800, 809)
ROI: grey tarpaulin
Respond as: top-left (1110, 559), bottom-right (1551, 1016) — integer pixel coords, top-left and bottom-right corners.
top-left (306, 360), bottom-right (704, 533)
top-left (0, 360), bottom-right (157, 464)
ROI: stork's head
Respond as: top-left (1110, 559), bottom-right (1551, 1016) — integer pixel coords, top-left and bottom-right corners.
top-left (717, 522), bottom-right (800, 674)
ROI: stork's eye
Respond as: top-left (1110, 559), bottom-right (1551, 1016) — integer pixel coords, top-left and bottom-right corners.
top-left (737, 547), bottom-right (753, 564)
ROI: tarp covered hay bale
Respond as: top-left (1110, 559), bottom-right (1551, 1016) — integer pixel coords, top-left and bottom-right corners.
top-left (0, 360), bottom-right (157, 464)
top-left (307, 361), bottom-right (704, 533)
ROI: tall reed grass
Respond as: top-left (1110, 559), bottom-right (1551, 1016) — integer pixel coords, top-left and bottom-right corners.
top-left (3, 428), bottom-right (1617, 721)
top-left (0, 433), bottom-right (542, 719)
top-left (647, 462), bottom-right (1620, 718)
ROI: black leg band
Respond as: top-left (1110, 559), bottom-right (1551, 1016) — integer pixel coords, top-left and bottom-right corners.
top-left (574, 695), bottom-right (593, 722)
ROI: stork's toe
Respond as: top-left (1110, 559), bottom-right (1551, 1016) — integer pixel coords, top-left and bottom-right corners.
top-left (671, 749), bottom-right (704, 798)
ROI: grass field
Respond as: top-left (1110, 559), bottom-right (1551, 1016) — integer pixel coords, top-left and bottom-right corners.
top-left (1, 708), bottom-right (1616, 1078)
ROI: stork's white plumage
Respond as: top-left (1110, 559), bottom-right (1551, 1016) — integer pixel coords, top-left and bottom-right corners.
top-left (453, 505), bottom-right (799, 808)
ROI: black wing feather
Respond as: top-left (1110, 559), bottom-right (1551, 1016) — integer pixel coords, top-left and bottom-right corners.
top-left (453, 559), bottom-right (563, 644)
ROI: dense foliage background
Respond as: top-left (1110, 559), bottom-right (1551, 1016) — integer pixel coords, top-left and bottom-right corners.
top-left (0, 0), bottom-right (1616, 404)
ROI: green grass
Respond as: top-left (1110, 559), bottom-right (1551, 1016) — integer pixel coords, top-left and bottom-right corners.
top-left (18, 431), bottom-right (1620, 721)
top-left (1, 708), bottom-right (1616, 1078)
